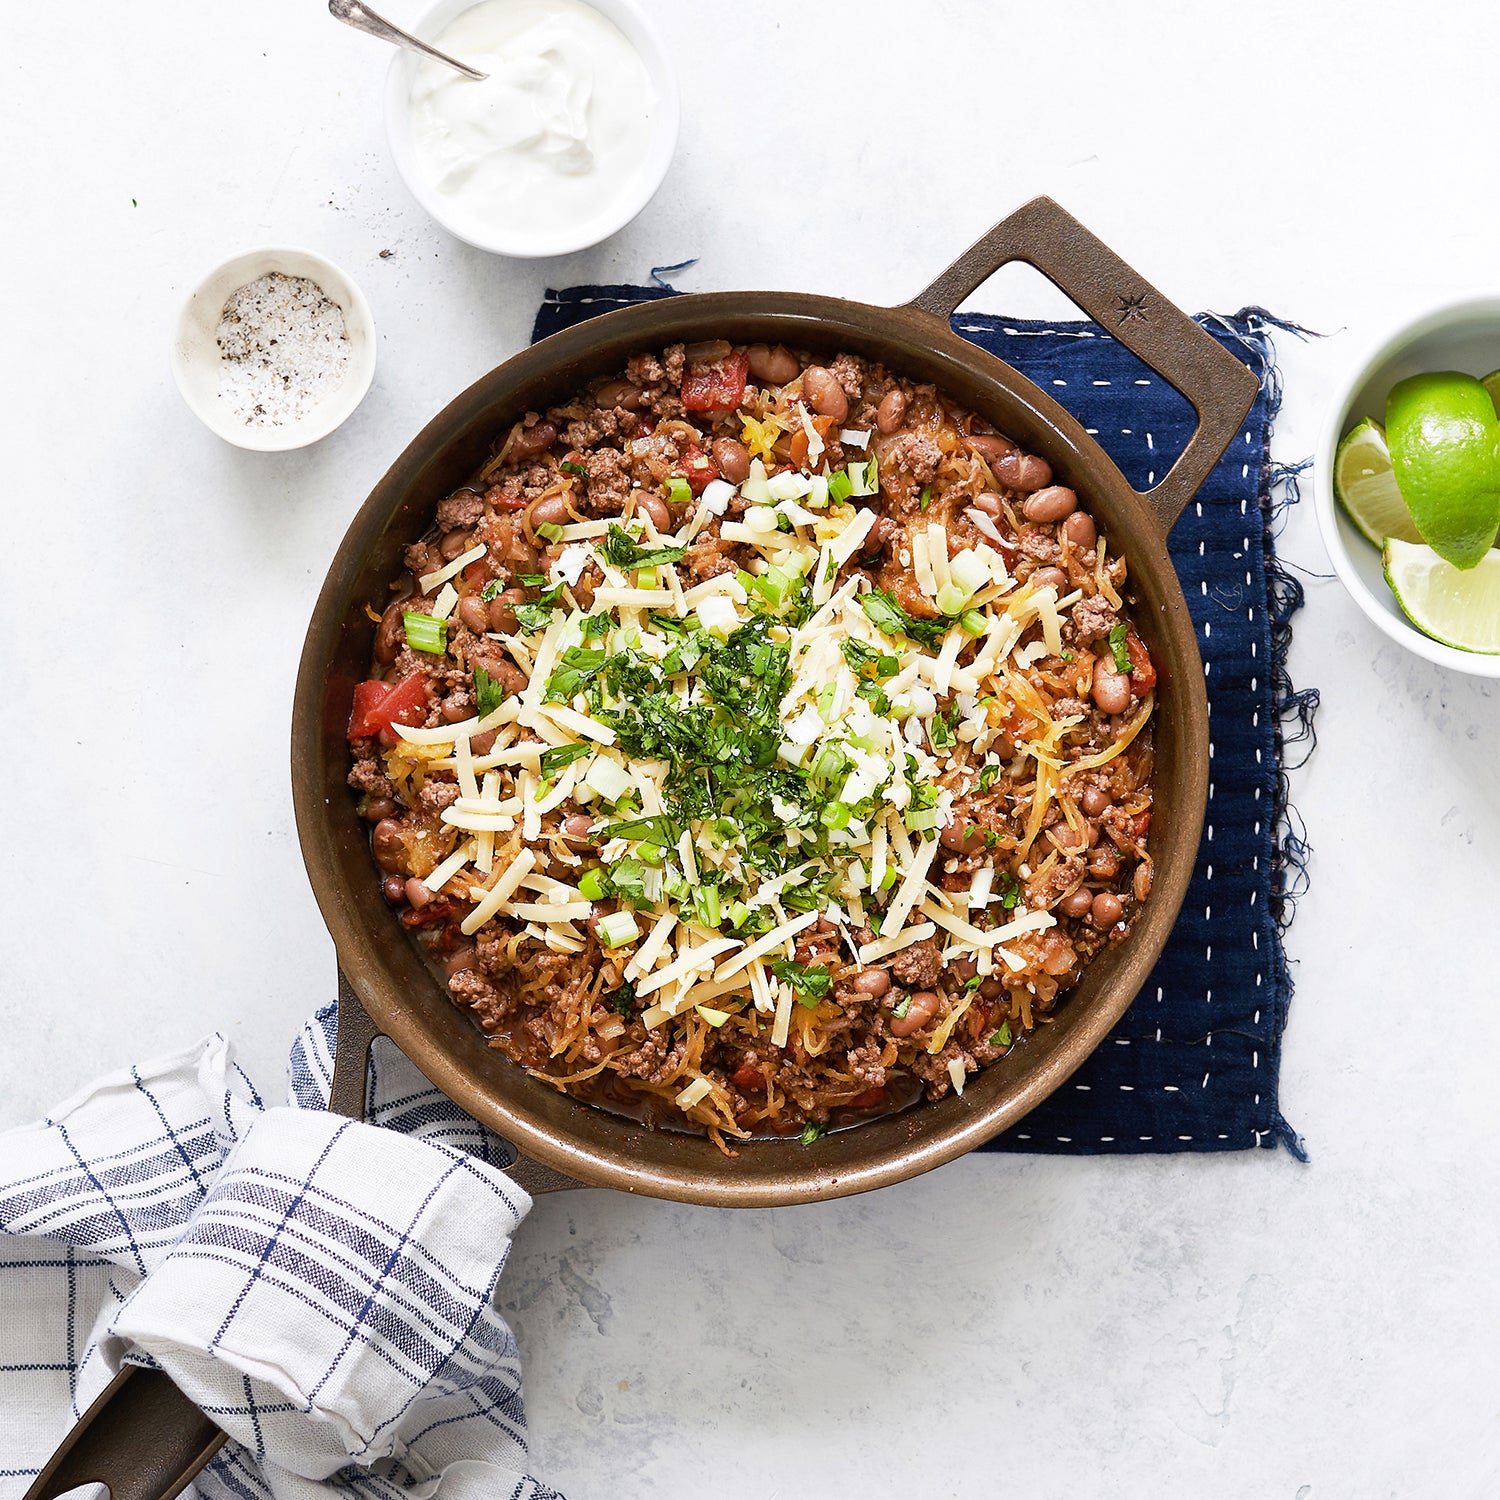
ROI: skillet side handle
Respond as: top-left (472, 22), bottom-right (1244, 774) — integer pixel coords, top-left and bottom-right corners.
top-left (904, 196), bottom-right (1259, 530)
top-left (334, 970), bottom-right (583, 1194)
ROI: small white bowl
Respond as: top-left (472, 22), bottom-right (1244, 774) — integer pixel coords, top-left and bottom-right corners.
top-left (384, 0), bottom-right (679, 258)
top-left (170, 247), bottom-right (377, 452)
top-left (1314, 296), bottom-right (1500, 679)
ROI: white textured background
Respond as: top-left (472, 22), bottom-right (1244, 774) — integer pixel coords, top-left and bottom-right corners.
top-left (4, 1), bottom-right (1499, 1493)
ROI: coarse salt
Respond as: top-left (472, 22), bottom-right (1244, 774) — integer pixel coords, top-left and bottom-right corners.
top-left (216, 271), bottom-right (350, 427)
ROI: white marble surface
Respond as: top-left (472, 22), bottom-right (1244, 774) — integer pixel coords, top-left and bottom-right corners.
top-left (5, 1), bottom-right (1499, 1493)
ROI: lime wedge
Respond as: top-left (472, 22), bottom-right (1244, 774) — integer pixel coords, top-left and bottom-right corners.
top-left (1482, 368), bottom-right (1500, 415)
top-left (1383, 537), bottom-right (1500, 652)
top-left (1333, 418), bottom-right (1421, 547)
top-left (1385, 372), bottom-right (1500, 570)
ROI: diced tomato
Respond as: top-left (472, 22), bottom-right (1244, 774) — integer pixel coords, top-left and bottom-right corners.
top-left (789, 429), bottom-right (810, 468)
top-left (1125, 631), bottom-right (1156, 693)
top-left (679, 444), bottom-right (720, 496)
top-left (847, 1086), bottom-right (887, 1110)
top-left (681, 351), bottom-right (750, 413)
top-left (483, 482), bottom-right (530, 513)
top-left (399, 900), bottom-right (454, 929)
top-left (348, 674), bottom-right (429, 740)
top-left (731, 1061), bottom-right (765, 1092)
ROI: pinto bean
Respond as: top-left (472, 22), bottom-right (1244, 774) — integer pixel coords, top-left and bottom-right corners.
top-left (561, 813), bottom-right (596, 849)
top-left (470, 729), bottom-right (497, 755)
top-left (375, 599), bottom-right (407, 664)
top-left (967, 432), bottom-right (1014, 465)
top-left (440, 528), bottom-right (473, 560)
top-left (1090, 892), bottom-right (1124, 929)
top-left (1062, 510), bottom-right (1097, 550)
top-left (802, 366), bottom-right (848, 421)
top-left (979, 976), bottom-right (1006, 1000)
top-left (949, 956), bottom-right (979, 984)
top-left (1059, 887), bottom-right (1095, 919)
top-left (1022, 486), bottom-right (1079, 523)
top-left (530, 494), bottom-right (570, 529)
top-left (512, 421), bottom-right (557, 458)
top-left (405, 877), bottom-right (434, 909)
top-left (992, 732), bottom-right (1016, 761)
top-left (1088, 845), bottom-right (1120, 879)
top-left (972, 492), bottom-right (1003, 517)
top-left (1047, 824), bottom-right (1086, 852)
top-left (1081, 785), bottom-right (1112, 818)
top-left (362, 796), bottom-right (397, 822)
top-left (1031, 566), bottom-right (1067, 593)
top-left (382, 875), bottom-right (406, 905)
top-left (596, 378), bottom-right (644, 411)
top-left (1093, 659), bottom-right (1132, 715)
top-left (876, 388), bottom-right (907, 433)
top-left (441, 698), bottom-right (471, 723)
top-left (1134, 862), bottom-right (1153, 901)
top-left (996, 450), bottom-right (1053, 491)
top-left (494, 660), bottom-right (529, 695)
top-left (890, 990), bottom-right (940, 1038)
top-left (939, 818), bottom-right (987, 854)
top-left (712, 437), bottom-right (751, 484)
top-left (637, 493), bottom-right (672, 533)
top-left (489, 588), bottom-right (526, 634)
top-left (746, 343), bottom-right (800, 384)
top-left (372, 819), bottom-right (406, 873)
top-left (457, 595), bottom-right (490, 633)
top-left (445, 945), bottom-right (477, 977)
top-left (854, 967), bottom-right (892, 997)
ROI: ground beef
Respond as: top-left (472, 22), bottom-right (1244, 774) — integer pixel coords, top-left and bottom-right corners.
top-left (829, 352), bottom-right (865, 400)
top-left (1019, 526), bottom-right (1061, 563)
top-left (1073, 593), bottom-right (1119, 639)
top-left (878, 431), bottom-right (942, 508)
top-left (562, 410), bottom-right (622, 449)
top-left (1026, 854), bottom-right (1085, 910)
top-left (662, 343), bottom-right (685, 387)
top-left (450, 969), bottom-right (510, 1030)
top-left (419, 780), bottom-right (460, 813)
top-left (435, 489), bottom-right (486, 531)
top-left (348, 756), bottom-right (393, 798)
top-left (579, 447), bottom-right (631, 512)
top-left (891, 938), bottom-right (943, 989)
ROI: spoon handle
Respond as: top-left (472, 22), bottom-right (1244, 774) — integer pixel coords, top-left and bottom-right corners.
top-left (328, 0), bottom-right (487, 81)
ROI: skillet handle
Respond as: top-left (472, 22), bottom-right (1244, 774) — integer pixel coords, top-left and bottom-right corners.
top-left (334, 970), bottom-right (583, 1196)
top-left (903, 195), bottom-right (1259, 531)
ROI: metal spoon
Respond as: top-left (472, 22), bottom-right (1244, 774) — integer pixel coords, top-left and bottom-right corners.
top-left (328, 0), bottom-right (487, 81)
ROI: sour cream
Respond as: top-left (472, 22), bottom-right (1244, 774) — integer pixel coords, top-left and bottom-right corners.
top-left (405, 0), bottom-right (664, 255)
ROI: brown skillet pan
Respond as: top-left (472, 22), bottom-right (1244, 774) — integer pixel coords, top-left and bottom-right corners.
top-left (295, 196), bottom-right (1257, 1205)
top-left (23, 198), bottom-right (1256, 1500)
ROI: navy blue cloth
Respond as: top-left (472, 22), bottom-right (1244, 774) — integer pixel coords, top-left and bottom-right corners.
top-left (533, 293), bottom-right (1313, 1157)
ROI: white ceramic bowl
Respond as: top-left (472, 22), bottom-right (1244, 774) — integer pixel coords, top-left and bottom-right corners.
top-left (170, 247), bottom-right (377, 452)
top-left (384, 0), bottom-right (679, 258)
top-left (1314, 296), bottom-right (1500, 678)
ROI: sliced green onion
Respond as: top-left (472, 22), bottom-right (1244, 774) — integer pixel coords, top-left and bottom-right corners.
top-left (892, 996), bottom-right (911, 1020)
top-left (578, 868), bottom-right (607, 901)
top-left (752, 565), bottom-right (793, 608)
top-left (538, 742), bottom-right (592, 778)
top-left (807, 474), bottom-right (830, 508)
top-left (817, 682), bottom-right (838, 722)
top-left (665, 476), bottom-right (692, 507)
top-left (880, 866), bottom-right (899, 890)
top-left (535, 521), bottom-right (565, 542)
top-left (936, 581), bottom-right (969, 616)
top-left (906, 806), bottom-right (939, 832)
top-left (846, 460), bottom-right (876, 496)
top-left (597, 910), bottom-right (640, 948)
top-left (919, 485), bottom-right (931, 512)
top-left (827, 469), bottom-right (854, 504)
top-left (402, 611), bottom-right (448, 655)
top-left (820, 801), bottom-right (852, 830)
top-left (695, 885), bottom-right (721, 928)
top-left (810, 744), bottom-right (847, 784)
top-left (637, 842), bottom-right (666, 867)
top-left (727, 900), bottom-right (752, 929)
top-left (959, 609), bottom-right (987, 636)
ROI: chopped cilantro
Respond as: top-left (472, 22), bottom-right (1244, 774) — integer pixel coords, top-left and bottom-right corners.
top-left (545, 646), bottom-right (608, 701)
top-left (978, 762), bottom-right (1000, 791)
top-left (606, 813), bottom-right (682, 847)
top-left (581, 613), bottom-right (613, 640)
top-left (990, 1021), bottom-right (1013, 1048)
top-left (800, 1120), bottom-right (826, 1146)
top-left (774, 960), bottom-right (834, 1008)
top-left (473, 665), bottom-right (506, 718)
top-left (559, 460), bottom-right (587, 477)
top-left (608, 980), bottom-right (636, 1018)
top-left (517, 572), bottom-right (549, 587)
top-left (538, 742), bottom-right (592, 778)
top-left (919, 485), bottom-right (931, 512)
top-left (1108, 623), bottom-right (1132, 675)
top-left (997, 872), bottom-right (1023, 910)
top-left (860, 589), bottom-right (951, 647)
top-left (599, 523), bottom-right (686, 570)
top-left (480, 579), bottom-right (504, 602)
top-left (930, 707), bottom-right (957, 750)
top-left (514, 602), bottom-right (557, 633)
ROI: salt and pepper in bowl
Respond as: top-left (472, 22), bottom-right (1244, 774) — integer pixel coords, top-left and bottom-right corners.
top-left (170, 247), bottom-right (377, 451)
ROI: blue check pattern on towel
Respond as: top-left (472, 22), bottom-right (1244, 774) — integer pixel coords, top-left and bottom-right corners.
top-left (534, 290), bottom-right (1314, 1158)
top-left (0, 1020), bottom-right (563, 1500)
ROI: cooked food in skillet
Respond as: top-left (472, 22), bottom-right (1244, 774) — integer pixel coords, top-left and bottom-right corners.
top-left (346, 341), bottom-right (1156, 1150)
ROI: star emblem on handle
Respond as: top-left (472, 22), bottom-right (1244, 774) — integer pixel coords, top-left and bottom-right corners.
top-left (1117, 292), bottom-right (1148, 325)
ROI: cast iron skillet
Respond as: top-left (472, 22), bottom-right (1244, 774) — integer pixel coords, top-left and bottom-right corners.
top-left (26, 198), bottom-right (1256, 1500)
top-left (294, 196), bottom-right (1255, 1205)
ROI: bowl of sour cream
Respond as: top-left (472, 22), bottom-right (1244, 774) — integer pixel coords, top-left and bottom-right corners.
top-left (385, 0), bottom-right (679, 258)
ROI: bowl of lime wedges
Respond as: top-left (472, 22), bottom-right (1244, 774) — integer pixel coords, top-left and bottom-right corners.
top-left (1317, 298), bottom-right (1500, 676)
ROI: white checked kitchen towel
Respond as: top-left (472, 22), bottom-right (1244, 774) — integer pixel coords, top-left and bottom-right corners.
top-left (0, 1006), bottom-right (563, 1500)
